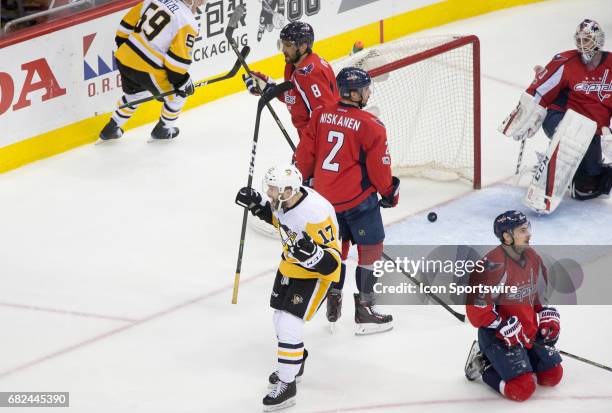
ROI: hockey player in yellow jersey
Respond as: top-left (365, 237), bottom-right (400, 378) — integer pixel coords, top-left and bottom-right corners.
top-left (99, 0), bottom-right (205, 141)
top-left (235, 164), bottom-right (341, 411)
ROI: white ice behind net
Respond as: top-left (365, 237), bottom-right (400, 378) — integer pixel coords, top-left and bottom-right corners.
top-left (332, 35), bottom-right (476, 183)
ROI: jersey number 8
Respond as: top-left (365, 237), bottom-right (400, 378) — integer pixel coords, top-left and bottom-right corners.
top-left (135, 4), bottom-right (171, 41)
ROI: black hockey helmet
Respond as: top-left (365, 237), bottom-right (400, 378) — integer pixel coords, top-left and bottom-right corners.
top-left (493, 210), bottom-right (528, 242)
top-left (336, 67), bottom-right (371, 99)
top-left (279, 21), bottom-right (315, 49)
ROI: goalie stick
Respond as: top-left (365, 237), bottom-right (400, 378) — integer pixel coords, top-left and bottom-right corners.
top-left (232, 81), bottom-right (295, 305)
top-left (225, 5), bottom-right (296, 152)
top-left (117, 46), bottom-right (251, 109)
top-left (512, 135), bottom-right (528, 185)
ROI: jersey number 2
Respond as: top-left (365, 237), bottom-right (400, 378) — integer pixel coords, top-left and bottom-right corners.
top-left (322, 131), bottom-right (344, 172)
top-left (135, 4), bottom-right (171, 41)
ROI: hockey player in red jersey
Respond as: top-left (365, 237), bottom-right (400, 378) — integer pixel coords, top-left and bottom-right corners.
top-left (500, 19), bottom-right (612, 212)
top-left (464, 211), bottom-right (563, 402)
top-left (242, 22), bottom-right (339, 139)
top-left (295, 67), bottom-right (400, 335)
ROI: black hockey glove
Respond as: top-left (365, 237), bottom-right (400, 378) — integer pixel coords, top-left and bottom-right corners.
top-left (289, 231), bottom-right (324, 268)
top-left (379, 176), bottom-right (400, 208)
top-left (235, 187), bottom-right (266, 215)
top-left (242, 72), bottom-right (275, 96)
top-left (175, 75), bottom-right (195, 98)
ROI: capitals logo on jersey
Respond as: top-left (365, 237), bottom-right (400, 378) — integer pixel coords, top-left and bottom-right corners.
top-left (297, 63), bottom-right (315, 76)
top-left (573, 69), bottom-right (612, 102)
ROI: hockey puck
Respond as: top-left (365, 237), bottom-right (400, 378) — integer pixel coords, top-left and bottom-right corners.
top-left (427, 212), bottom-right (437, 222)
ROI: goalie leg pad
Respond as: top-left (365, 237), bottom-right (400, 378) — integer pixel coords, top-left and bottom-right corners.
top-left (524, 109), bottom-right (597, 214)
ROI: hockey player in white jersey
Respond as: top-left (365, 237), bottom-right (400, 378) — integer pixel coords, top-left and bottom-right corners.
top-left (235, 164), bottom-right (341, 411)
top-left (99, 0), bottom-right (205, 141)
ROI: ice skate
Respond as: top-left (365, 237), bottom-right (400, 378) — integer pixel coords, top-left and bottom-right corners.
top-left (263, 380), bottom-right (296, 412)
top-left (326, 289), bottom-right (342, 333)
top-left (96, 119), bottom-right (123, 144)
top-left (149, 121), bottom-right (179, 141)
top-left (354, 293), bottom-right (393, 335)
top-left (464, 340), bottom-right (489, 381)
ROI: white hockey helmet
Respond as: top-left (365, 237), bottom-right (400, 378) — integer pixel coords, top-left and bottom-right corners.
top-left (575, 19), bottom-right (605, 63)
top-left (263, 164), bottom-right (303, 210)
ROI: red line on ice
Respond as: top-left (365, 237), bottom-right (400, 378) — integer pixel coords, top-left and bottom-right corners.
top-left (311, 394), bottom-right (612, 412)
top-left (0, 302), bottom-right (137, 323)
top-left (0, 268), bottom-right (272, 379)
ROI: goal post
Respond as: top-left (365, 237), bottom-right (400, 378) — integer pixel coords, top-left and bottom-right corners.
top-left (333, 35), bottom-right (481, 189)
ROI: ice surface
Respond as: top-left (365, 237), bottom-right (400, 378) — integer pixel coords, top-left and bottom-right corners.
top-left (1, 0), bottom-right (611, 411)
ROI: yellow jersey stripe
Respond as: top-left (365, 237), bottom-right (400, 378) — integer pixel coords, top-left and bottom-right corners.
top-left (277, 350), bottom-right (304, 358)
top-left (305, 280), bottom-right (329, 321)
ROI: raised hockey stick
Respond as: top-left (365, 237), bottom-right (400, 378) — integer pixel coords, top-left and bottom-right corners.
top-left (226, 5), bottom-right (297, 152)
top-left (117, 46), bottom-right (251, 109)
top-left (232, 81), bottom-right (295, 304)
top-left (381, 251), bottom-right (466, 322)
top-left (532, 343), bottom-right (612, 373)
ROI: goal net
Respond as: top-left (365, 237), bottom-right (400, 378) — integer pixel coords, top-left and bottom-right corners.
top-left (332, 35), bottom-right (481, 189)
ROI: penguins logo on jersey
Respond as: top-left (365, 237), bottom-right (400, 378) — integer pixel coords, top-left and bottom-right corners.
top-left (291, 294), bottom-right (304, 305)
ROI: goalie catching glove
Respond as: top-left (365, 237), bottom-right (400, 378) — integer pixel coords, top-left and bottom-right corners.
top-left (242, 71), bottom-right (276, 96)
top-left (499, 92), bottom-right (547, 141)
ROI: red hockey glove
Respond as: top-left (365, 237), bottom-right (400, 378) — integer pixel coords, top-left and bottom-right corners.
top-left (496, 316), bottom-right (532, 348)
top-left (538, 307), bottom-right (560, 343)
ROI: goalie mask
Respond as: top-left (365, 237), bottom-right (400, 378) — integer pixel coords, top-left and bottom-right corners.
top-left (263, 164), bottom-right (303, 210)
top-left (575, 19), bottom-right (605, 63)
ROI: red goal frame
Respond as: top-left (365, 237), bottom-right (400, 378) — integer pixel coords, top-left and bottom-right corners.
top-left (368, 35), bottom-right (481, 189)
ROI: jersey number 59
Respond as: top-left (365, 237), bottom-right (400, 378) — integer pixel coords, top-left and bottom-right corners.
top-left (135, 4), bottom-right (171, 41)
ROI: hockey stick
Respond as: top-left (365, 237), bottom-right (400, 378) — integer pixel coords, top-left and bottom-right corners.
top-left (511, 135), bottom-right (528, 185)
top-left (117, 46), bottom-right (251, 109)
top-left (532, 343), bottom-right (612, 373)
top-left (381, 251), bottom-right (466, 322)
top-left (225, 5), bottom-right (297, 152)
top-left (232, 81), bottom-right (295, 304)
